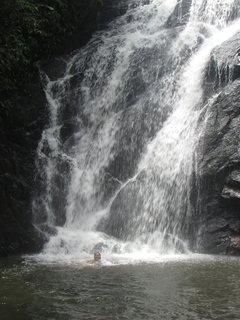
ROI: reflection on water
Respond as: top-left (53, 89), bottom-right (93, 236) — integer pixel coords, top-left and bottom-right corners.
top-left (0, 255), bottom-right (240, 320)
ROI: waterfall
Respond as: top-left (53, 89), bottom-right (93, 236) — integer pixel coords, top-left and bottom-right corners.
top-left (33, 0), bottom-right (240, 263)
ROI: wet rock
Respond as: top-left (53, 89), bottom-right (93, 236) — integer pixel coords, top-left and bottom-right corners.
top-left (101, 30), bottom-right (176, 201)
top-left (195, 79), bottom-right (240, 255)
top-left (226, 170), bottom-right (240, 187)
top-left (93, 242), bottom-right (109, 253)
top-left (204, 32), bottom-right (240, 96)
top-left (41, 58), bottom-right (68, 82)
top-left (0, 79), bottom-right (47, 256)
top-left (229, 234), bottom-right (240, 254)
top-left (37, 223), bottom-right (58, 238)
top-left (230, 1), bottom-right (240, 21)
top-left (0, 0), bottom-right (128, 257)
top-left (100, 180), bottom-right (142, 239)
top-left (165, 0), bottom-right (192, 28)
top-left (222, 187), bottom-right (240, 200)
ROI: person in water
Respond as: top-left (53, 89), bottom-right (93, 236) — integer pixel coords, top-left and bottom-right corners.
top-left (86, 251), bottom-right (101, 265)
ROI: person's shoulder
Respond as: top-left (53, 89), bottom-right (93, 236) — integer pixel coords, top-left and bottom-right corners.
top-left (86, 259), bottom-right (94, 265)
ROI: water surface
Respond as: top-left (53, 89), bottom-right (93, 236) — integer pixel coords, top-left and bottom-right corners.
top-left (1, 255), bottom-right (240, 320)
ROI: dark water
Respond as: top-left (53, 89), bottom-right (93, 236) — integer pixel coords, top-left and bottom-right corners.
top-left (1, 255), bottom-right (240, 320)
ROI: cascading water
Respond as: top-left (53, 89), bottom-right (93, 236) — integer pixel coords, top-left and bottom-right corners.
top-left (33, 0), bottom-right (240, 263)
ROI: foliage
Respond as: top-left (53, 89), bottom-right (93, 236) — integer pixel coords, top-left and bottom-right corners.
top-left (0, 0), bottom-right (97, 93)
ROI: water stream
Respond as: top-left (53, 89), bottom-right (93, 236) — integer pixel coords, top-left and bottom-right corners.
top-left (32, 0), bottom-right (240, 264)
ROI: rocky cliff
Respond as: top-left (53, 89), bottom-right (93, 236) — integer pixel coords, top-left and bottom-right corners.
top-left (195, 32), bottom-right (240, 255)
top-left (2, 0), bottom-right (240, 257)
top-left (0, 0), bottom-right (124, 256)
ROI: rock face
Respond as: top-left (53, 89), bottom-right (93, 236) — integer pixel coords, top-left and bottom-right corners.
top-left (196, 73), bottom-right (240, 254)
top-left (2, 0), bottom-right (240, 257)
top-left (0, 80), bottom-right (47, 256)
top-left (194, 32), bottom-right (240, 255)
top-left (0, 0), bottom-right (124, 257)
top-left (166, 0), bottom-right (192, 28)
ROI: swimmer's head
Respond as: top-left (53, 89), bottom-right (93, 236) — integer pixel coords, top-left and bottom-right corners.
top-left (94, 251), bottom-right (101, 262)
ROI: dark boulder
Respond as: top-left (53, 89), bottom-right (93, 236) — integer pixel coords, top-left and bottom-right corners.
top-left (165, 0), bottom-right (192, 28)
top-left (101, 180), bottom-right (142, 240)
top-left (204, 32), bottom-right (240, 96)
top-left (195, 33), bottom-right (240, 255)
top-left (195, 80), bottom-right (240, 255)
top-left (0, 79), bottom-right (47, 256)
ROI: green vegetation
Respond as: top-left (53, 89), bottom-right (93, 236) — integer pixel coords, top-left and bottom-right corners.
top-left (0, 0), bottom-right (100, 94)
